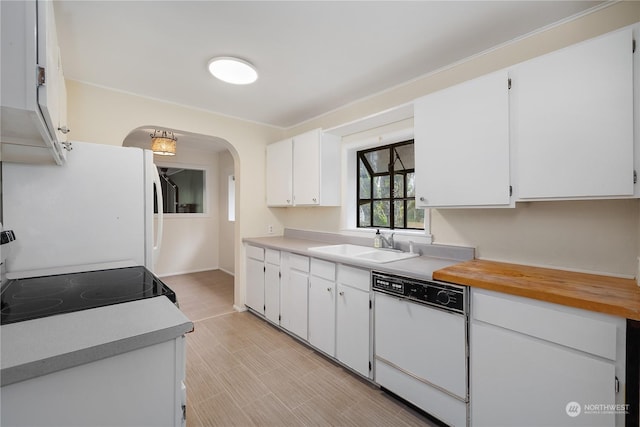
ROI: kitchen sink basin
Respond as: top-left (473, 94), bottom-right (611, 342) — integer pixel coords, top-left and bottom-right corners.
top-left (308, 244), bottom-right (419, 264)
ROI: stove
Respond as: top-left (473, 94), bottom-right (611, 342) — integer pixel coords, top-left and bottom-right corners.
top-left (0, 266), bottom-right (177, 325)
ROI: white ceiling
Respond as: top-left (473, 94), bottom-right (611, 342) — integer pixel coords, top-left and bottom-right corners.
top-left (54, 1), bottom-right (603, 133)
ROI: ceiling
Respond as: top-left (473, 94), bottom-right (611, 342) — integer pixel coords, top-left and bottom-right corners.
top-left (54, 1), bottom-right (603, 134)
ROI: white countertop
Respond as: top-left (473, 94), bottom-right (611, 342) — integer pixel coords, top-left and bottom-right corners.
top-left (1, 296), bottom-right (193, 386)
top-left (243, 235), bottom-right (474, 280)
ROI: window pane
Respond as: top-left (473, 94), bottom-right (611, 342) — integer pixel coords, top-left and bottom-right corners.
top-left (372, 200), bottom-right (390, 227)
top-left (394, 201), bottom-right (404, 228)
top-left (373, 176), bottom-right (390, 198)
top-left (359, 159), bottom-right (371, 198)
top-left (393, 143), bottom-right (415, 170)
top-left (393, 174), bottom-right (404, 198)
top-left (407, 200), bottom-right (425, 229)
top-left (406, 172), bottom-right (416, 197)
top-left (157, 167), bottom-right (205, 214)
top-left (358, 202), bottom-right (371, 227)
top-left (364, 149), bottom-right (390, 174)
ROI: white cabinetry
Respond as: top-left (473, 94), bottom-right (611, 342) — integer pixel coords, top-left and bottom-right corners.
top-left (280, 252), bottom-right (310, 340)
top-left (512, 28), bottom-right (634, 200)
top-left (266, 129), bottom-right (340, 207)
top-left (414, 70), bottom-right (511, 208)
top-left (266, 138), bottom-right (293, 206)
top-left (308, 258), bottom-right (336, 356)
top-left (245, 245), bottom-right (265, 314)
top-left (264, 249), bottom-right (281, 324)
top-left (336, 265), bottom-right (371, 378)
top-left (1, 0), bottom-right (69, 165)
top-left (470, 289), bottom-right (626, 427)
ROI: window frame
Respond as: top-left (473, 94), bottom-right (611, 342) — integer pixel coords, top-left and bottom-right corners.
top-left (356, 139), bottom-right (422, 231)
top-left (154, 161), bottom-right (210, 218)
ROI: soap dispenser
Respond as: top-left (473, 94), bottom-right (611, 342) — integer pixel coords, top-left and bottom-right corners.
top-left (373, 229), bottom-right (382, 248)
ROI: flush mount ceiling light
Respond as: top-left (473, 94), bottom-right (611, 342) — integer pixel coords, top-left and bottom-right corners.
top-left (150, 130), bottom-right (177, 156)
top-left (207, 57), bottom-right (258, 85)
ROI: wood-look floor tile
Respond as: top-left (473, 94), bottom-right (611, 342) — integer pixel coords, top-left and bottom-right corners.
top-left (191, 391), bottom-right (254, 427)
top-left (291, 394), bottom-right (356, 427)
top-left (234, 344), bottom-right (281, 375)
top-left (242, 393), bottom-right (306, 426)
top-left (257, 366), bottom-right (317, 410)
top-left (217, 364), bottom-right (271, 406)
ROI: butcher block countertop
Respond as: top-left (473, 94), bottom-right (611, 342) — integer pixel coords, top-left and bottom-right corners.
top-left (433, 259), bottom-right (640, 321)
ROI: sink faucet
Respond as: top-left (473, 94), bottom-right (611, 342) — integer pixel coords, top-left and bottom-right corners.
top-left (380, 232), bottom-right (395, 249)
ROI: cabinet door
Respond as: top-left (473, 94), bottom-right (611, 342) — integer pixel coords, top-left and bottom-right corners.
top-left (264, 262), bottom-right (280, 324)
top-left (293, 129), bottom-right (321, 205)
top-left (308, 275), bottom-right (336, 356)
top-left (281, 268), bottom-right (309, 340)
top-left (266, 138), bottom-right (293, 206)
top-left (336, 284), bottom-right (370, 377)
top-left (513, 29), bottom-right (634, 199)
top-left (414, 70), bottom-right (511, 207)
top-left (245, 256), bottom-right (264, 314)
top-left (471, 322), bottom-right (616, 427)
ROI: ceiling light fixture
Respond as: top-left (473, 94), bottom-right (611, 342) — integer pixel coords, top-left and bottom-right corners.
top-left (150, 130), bottom-right (177, 156)
top-left (207, 57), bottom-right (258, 85)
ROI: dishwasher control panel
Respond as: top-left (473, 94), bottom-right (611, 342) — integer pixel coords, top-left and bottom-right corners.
top-left (372, 271), bottom-right (466, 314)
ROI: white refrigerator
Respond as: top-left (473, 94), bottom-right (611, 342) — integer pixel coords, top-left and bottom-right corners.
top-left (2, 140), bottom-right (163, 276)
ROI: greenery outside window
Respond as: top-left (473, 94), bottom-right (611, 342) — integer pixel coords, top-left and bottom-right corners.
top-left (357, 140), bottom-right (424, 230)
top-left (154, 166), bottom-right (205, 214)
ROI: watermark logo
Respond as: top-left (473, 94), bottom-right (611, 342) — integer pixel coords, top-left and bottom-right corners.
top-left (566, 401), bottom-right (581, 417)
top-left (565, 401), bottom-right (630, 417)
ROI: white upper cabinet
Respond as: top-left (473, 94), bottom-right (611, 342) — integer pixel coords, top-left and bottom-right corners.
top-left (1, 0), bottom-right (69, 165)
top-left (414, 70), bottom-right (511, 208)
top-left (266, 138), bottom-right (293, 206)
top-left (266, 128), bottom-right (340, 207)
top-left (512, 28), bottom-right (634, 200)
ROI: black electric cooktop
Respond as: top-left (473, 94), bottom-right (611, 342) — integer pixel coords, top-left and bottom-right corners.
top-left (0, 266), bottom-right (177, 325)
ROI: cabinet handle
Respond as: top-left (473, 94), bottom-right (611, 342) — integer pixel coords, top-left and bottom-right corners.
top-left (327, 287), bottom-right (332, 292)
top-left (339, 291), bottom-right (344, 296)
top-left (286, 199), bottom-right (291, 204)
top-left (313, 198), bottom-right (317, 203)
top-left (419, 196), bottom-right (425, 202)
top-left (58, 126), bottom-right (71, 134)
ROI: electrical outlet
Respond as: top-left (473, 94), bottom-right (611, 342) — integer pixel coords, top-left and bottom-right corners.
top-left (268, 225), bottom-right (274, 234)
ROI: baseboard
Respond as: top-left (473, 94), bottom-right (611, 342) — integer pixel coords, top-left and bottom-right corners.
top-left (233, 304), bottom-right (247, 312)
top-left (218, 267), bottom-right (235, 277)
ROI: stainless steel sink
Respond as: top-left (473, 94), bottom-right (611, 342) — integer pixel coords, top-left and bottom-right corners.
top-left (308, 244), bottom-right (419, 264)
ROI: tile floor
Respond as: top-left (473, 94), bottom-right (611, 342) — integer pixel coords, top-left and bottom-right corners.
top-left (162, 270), bottom-right (439, 427)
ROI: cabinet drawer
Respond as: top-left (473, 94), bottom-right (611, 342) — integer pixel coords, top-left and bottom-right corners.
top-left (265, 249), bottom-right (280, 265)
top-left (289, 253), bottom-right (310, 272)
top-left (472, 289), bottom-right (621, 360)
top-left (337, 265), bottom-right (370, 292)
top-left (246, 245), bottom-right (264, 261)
top-left (311, 258), bottom-right (335, 281)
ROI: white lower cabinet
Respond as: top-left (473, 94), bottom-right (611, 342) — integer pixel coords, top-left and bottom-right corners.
top-left (308, 258), bottom-right (337, 356)
top-left (336, 265), bottom-right (371, 378)
top-left (264, 249), bottom-right (281, 324)
top-left (470, 289), bottom-right (626, 427)
top-left (280, 252), bottom-right (310, 340)
top-left (245, 246), bottom-right (374, 379)
top-left (245, 245), bottom-right (265, 314)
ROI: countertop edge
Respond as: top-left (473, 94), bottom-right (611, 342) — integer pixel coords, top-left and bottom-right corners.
top-left (434, 260), bottom-right (640, 321)
top-left (1, 297), bottom-right (194, 387)
top-left (1, 322), bottom-right (193, 387)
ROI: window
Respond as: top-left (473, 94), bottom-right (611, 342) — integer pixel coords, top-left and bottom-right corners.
top-left (357, 140), bottom-right (424, 230)
top-left (154, 167), bottom-right (205, 214)
top-left (228, 175), bottom-right (235, 222)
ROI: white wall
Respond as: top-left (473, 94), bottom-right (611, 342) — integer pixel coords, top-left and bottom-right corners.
top-left (218, 150), bottom-right (235, 275)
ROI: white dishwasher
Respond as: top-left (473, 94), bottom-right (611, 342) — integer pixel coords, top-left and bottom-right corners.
top-left (373, 271), bottom-right (468, 427)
